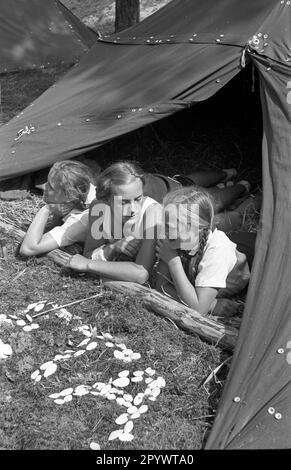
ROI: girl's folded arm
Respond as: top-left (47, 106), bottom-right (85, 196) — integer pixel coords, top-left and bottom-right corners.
top-left (70, 239), bottom-right (154, 284)
top-left (20, 206), bottom-right (59, 256)
top-left (168, 257), bottom-right (217, 314)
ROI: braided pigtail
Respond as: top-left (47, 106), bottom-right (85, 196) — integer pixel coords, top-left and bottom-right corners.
top-left (188, 227), bottom-right (210, 284)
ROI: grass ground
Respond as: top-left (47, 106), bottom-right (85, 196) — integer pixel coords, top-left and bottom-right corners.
top-left (0, 0), bottom-right (262, 451)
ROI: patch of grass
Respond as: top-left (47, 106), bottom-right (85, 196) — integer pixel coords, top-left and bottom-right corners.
top-left (0, 256), bottom-right (224, 449)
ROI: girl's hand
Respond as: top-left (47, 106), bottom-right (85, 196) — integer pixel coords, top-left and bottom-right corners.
top-left (156, 239), bottom-right (179, 264)
top-left (110, 236), bottom-right (141, 259)
top-left (69, 254), bottom-right (89, 272)
top-left (47, 202), bottom-right (75, 218)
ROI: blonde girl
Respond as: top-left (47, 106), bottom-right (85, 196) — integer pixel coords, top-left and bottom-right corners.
top-left (156, 188), bottom-right (250, 315)
top-left (69, 162), bottom-right (162, 284)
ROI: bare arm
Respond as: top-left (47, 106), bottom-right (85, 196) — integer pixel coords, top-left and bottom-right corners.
top-left (20, 206), bottom-right (59, 256)
top-left (156, 240), bottom-right (218, 314)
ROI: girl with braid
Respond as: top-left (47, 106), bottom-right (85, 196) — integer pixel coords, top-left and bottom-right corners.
top-left (155, 188), bottom-right (250, 315)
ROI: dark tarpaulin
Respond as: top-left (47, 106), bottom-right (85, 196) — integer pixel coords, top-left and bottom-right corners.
top-left (206, 3), bottom-right (291, 448)
top-left (0, 0), bottom-right (277, 180)
top-left (0, 0), bottom-right (97, 73)
top-left (0, 0), bottom-right (291, 449)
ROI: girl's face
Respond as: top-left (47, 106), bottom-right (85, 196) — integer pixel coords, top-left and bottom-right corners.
top-left (43, 174), bottom-right (67, 204)
top-left (164, 205), bottom-right (199, 251)
top-left (43, 173), bottom-right (75, 217)
top-left (109, 178), bottom-right (144, 224)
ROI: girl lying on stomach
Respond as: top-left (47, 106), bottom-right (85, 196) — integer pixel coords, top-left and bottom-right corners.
top-left (155, 187), bottom-right (250, 315)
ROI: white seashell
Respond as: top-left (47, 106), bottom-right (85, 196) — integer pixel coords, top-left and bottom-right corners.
top-left (139, 404), bottom-right (148, 414)
top-left (112, 377), bottom-right (130, 388)
top-left (90, 442), bottom-right (101, 450)
top-left (118, 370), bottom-right (129, 378)
top-left (130, 352), bottom-right (141, 360)
top-left (61, 354), bottom-right (72, 359)
top-left (64, 350), bottom-right (75, 354)
top-left (16, 320), bottom-right (26, 326)
top-left (30, 323), bottom-right (39, 330)
top-left (81, 325), bottom-right (90, 330)
top-left (49, 392), bottom-right (61, 399)
top-left (114, 350), bottom-right (124, 360)
top-left (151, 387), bottom-right (161, 398)
top-left (34, 303), bottom-right (45, 312)
top-left (131, 376), bottom-right (143, 383)
top-left (128, 406), bottom-right (138, 414)
top-left (90, 391), bottom-right (101, 396)
top-left (23, 325), bottom-right (32, 332)
top-left (116, 397), bottom-right (125, 406)
top-left (133, 396), bottom-right (143, 406)
top-left (102, 332), bottom-right (113, 340)
top-left (110, 387), bottom-right (119, 393)
top-left (43, 363), bottom-right (57, 377)
top-left (145, 367), bottom-right (155, 376)
top-left (105, 342), bottom-right (114, 347)
top-left (82, 330), bottom-right (92, 337)
top-left (145, 377), bottom-right (153, 384)
top-left (119, 433), bottom-right (134, 442)
top-left (54, 354), bottom-right (64, 361)
top-left (122, 357), bottom-right (132, 363)
top-left (144, 388), bottom-right (152, 396)
top-left (0, 343), bottom-right (12, 356)
top-left (148, 380), bottom-right (158, 389)
top-left (26, 314), bottom-right (33, 323)
top-left (156, 377), bottom-right (166, 388)
top-left (63, 394), bottom-right (72, 402)
top-left (124, 420), bottom-right (134, 434)
top-left (133, 370), bottom-right (144, 376)
top-left (9, 315), bottom-right (18, 320)
top-left (108, 429), bottom-right (124, 441)
top-left (31, 370), bottom-right (40, 380)
top-left (148, 396), bottom-right (156, 401)
top-left (115, 413), bottom-right (129, 425)
top-left (92, 382), bottom-right (105, 390)
top-left (86, 342), bottom-right (97, 351)
top-left (54, 398), bottom-right (65, 405)
top-left (123, 394), bottom-right (133, 402)
top-left (34, 375), bottom-right (42, 382)
top-left (74, 389), bottom-right (89, 396)
top-left (74, 350), bottom-right (86, 357)
top-left (0, 353), bottom-right (8, 359)
top-left (40, 361), bottom-right (54, 370)
top-left (26, 303), bottom-right (38, 311)
top-left (59, 388), bottom-right (74, 397)
top-left (116, 343), bottom-right (126, 350)
top-left (75, 385), bottom-right (90, 391)
top-left (122, 401), bottom-right (132, 408)
top-left (107, 393), bottom-right (116, 400)
top-left (77, 338), bottom-right (90, 347)
top-left (123, 349), bottom-right (133, 356)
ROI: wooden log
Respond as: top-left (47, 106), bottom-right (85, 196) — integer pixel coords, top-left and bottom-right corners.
top-left (0, 219), bottom-right (238, 350)
top-left (103, 281), bottom-right (238, 351)
top-left (0, 220), bottom-right (71, 268)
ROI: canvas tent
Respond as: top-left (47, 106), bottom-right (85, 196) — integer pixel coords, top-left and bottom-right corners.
top-left (0, 0), bottom-right (98, 73)
top-left (0, 0), bottom-right (291, 449)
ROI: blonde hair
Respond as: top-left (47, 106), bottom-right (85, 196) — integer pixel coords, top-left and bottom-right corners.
top-left (48, 160), bottom-right (93, 210)
top-left (95, 161), bottom-right (145, 202)
top-left (163, 187), bottom-right (214, 283)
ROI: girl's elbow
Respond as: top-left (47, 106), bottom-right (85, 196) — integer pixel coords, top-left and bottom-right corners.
top-left (135, 267), bottom-right (149, 285)
top-left (20, 245), bottom-right (33, 257)
top-left (19, 243), bottom-right (39, 257)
